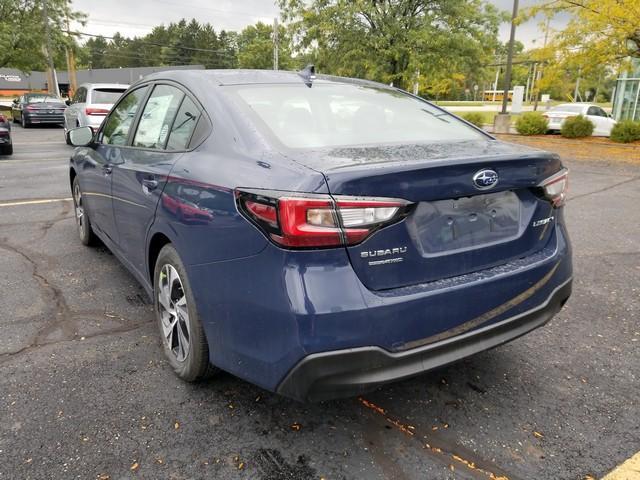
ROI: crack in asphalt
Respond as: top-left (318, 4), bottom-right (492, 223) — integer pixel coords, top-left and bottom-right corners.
top-left (0, 321), bottom-right (152, 364)
top-left (568, 176), bottom-right (640, 202)
top-left (0, 236), bottom-right (152, 364)
top-left (0, 239), bottom-right (76, 345)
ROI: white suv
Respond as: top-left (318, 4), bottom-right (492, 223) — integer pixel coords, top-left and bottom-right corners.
top-left (64, 83), bottom-right (129, 144)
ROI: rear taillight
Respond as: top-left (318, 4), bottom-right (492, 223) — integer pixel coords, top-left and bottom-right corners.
top-left (236, 189), bottom-right (412, 248)
top-left (85, 107), bottom-right (110, 116)
top-left (539, 168), bottom-right (569, 207)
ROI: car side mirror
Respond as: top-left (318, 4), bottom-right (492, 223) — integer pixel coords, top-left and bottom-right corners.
top-left (65, 99), bottom-right (71, 106)
top-left (13, 98), bottom-right (18, 104)
top-left (69, 126), bottom-right (95, 147)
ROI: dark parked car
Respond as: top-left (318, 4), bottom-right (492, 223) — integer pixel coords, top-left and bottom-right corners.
top-left (68, 69), bottom-right (572, 401)
top-left (12, 93), bottom-right (66, 128)
top-left (0, 113), bottom-right (12, 155)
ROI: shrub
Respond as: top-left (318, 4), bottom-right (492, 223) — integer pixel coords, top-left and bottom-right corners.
top-left (610, 120), bottom-right (640, 143)
top-left (461, 112), bottom-right (485, 128)
top-left (560, 115), bottom-right (594, 138)
top-left (515, 112), bottom-right (548, 135)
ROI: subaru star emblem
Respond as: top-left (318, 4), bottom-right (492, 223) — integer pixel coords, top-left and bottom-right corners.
top-left (473, 169), bottom-right (499, 190)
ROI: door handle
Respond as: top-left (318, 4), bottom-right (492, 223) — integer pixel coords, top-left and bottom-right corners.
top-left (142, 178), bottom-right (159, 194)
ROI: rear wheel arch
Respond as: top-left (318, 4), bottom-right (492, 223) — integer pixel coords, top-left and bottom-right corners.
top-left (148, 232), bottom-right (172, 284)
top-left (69, 167), bottom-right (77, 191)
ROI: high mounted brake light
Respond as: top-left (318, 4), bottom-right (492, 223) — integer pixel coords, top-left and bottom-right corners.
top-left (236, 189), bottom-right (412, 249)
top-left (539, 168), bottom-right (569, 207)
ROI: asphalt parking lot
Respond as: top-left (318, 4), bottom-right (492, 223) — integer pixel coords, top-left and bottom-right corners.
top-left (0, 125), bottom-right (638, 480)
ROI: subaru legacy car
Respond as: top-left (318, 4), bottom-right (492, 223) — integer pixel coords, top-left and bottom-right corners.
top-left (68, 69), bottom-right (572, 401)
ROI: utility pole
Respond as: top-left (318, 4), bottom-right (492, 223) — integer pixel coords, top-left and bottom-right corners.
top-left (500, 0), bottom-right (519, 114)
top-left (524, 63), bottom-right (532, 103)
top-left (273, 17), bottom-right (279, 71)
top-left (574, 67), bottom-right (582, 102)
top-left (535, 15), bottom-right (551, 109)
top-left (42, 0), bottom-right (60, 97)
top-left (65, 15), bottom-right (78, 99)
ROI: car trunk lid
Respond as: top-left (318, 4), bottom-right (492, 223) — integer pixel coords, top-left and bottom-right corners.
top-left (293, 139), bottom-right (563, 291)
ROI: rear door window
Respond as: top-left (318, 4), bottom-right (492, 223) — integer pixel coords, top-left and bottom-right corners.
top-left (166, 96), bottom-right (201, 150)
top-left (102, 86), bottom-right (149, 146)
top-left (133, 84), bottom-right (184, 150)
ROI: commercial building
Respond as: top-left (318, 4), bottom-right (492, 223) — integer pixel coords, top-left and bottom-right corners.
top-left (0, 65), bottom-right (204, 98)
top-left (612, 58), bottom-right (640, 121)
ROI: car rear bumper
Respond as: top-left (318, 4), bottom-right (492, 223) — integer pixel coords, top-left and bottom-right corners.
top-left (188, 220), bottom-right (572, 399)
top-left (277, 278), bottom-right (572, 401)
top-left (24, 113), bottom-right (64, 124)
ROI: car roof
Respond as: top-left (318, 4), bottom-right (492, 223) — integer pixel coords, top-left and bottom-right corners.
top-left (80, 83), bottom-right (130, 90)
top-left (141, 69), bottom-right (392, 90)
top-left (555, 103), bottom-right (595, 108)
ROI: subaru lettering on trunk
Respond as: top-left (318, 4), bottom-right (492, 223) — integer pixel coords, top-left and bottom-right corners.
top-left (68, 68), bottom-right (572, 402)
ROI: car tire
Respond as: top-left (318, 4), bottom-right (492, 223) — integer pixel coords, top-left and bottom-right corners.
top-left (21, 115), bottom-right (29, 128)
top-left (65, 129), bottom-right (72, 145)
top-left (72, 176), bottom-right (97, 246)
top-left (1, 144), bottom-right (12, 155)
top-left (12, 114), bottom-right (18, 124)
top-left (154, 244), bottom-right (217, 382)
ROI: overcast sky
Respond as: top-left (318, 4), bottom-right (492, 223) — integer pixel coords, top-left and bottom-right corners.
top-left (71, 0), bottom-right (568, 50)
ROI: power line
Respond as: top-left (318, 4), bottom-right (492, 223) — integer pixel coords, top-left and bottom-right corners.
top-left (69, 30), bottom-right (236, 55)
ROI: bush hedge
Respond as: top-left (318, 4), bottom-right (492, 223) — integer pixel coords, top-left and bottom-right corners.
top-left (610, 120), bottom-right (640, 143)
top-left (461, 112), bottom-right (485, 128)
top-left (560, 115), bottom-right (594, 138)
top-left (515, 112), bottom-right (548, 135)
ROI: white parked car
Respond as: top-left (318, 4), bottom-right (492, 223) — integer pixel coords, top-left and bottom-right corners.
top-left (64, 83), bottom-right (129, 144)
top-left (544, 103), bottom-right (616, 137)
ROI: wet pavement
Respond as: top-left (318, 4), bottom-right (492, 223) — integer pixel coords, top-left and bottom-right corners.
top-left (0, 125), bottom-right (639, 479)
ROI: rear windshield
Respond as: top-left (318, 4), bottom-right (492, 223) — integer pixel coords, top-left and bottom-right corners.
top-left (26, 95), bottom-right (61, 103)
top-left (231, 83), bottom-right (484, 149)
top-left (92, 88), bottom-right (127, 104)
top-left (550, 105), bottom-right (584, 114)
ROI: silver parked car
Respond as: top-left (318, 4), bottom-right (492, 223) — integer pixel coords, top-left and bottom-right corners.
top-left (64, 83), bottom-right (129, 144)
top-left (543, 103), bottom-right (616, 137)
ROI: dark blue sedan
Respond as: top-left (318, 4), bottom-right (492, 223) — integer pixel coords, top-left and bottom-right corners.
top-left (68, 69), bottom-right (572, 401)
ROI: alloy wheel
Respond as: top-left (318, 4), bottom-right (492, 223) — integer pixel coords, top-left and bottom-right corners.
top-left (73, 182), bottom-right (85, 238)
top-left (158, 264), bottom-right (191, 362)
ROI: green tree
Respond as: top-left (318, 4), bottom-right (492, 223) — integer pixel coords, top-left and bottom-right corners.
top-left (0, 0), bottom-right (84, 70)
top-left (279, 0), bottom-right (504, 93)
top-left (237, 22), bottom-right (293, 70)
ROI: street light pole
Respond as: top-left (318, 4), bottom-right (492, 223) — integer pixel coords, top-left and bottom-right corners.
top-left (501, 0), bottom-right (519, 114)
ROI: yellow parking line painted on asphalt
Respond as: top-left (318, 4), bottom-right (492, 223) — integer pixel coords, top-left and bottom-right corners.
top-left (0, 198), bottom-right (72, 207)
top-left (602, 451), bottom-right (640, 480)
